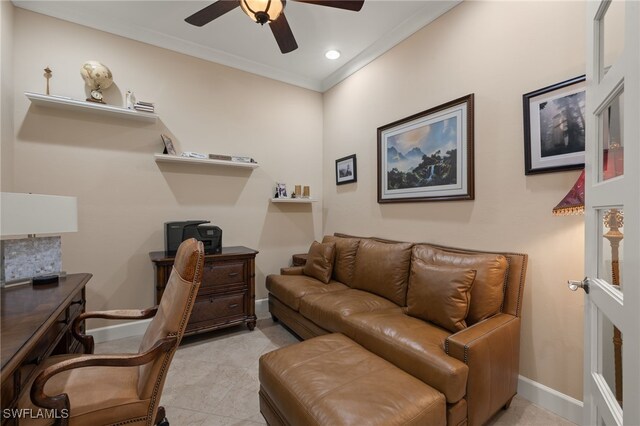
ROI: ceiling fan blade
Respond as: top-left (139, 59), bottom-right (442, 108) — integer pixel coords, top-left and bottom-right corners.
top-left (269, 13), bottom-right (298, 54)
top-left (292, 0), bottom-right (364, 12)
top-left (185, 0), bottom-right (240, 27)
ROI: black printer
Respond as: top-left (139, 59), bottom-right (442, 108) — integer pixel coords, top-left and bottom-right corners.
top-left (165, 220), bottom-right (222, 255)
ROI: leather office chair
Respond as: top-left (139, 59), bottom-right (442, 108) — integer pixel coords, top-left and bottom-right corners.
top-left (18, 238), bottom-right (204, 426)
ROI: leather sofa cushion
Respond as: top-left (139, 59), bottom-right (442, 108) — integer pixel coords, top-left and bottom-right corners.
top-left (299, 289), bottom-right (401, 333)
top-left (351, 239), bottom-right (413, 306)
top-left (266, 274), bottom-right (348, 311)
top-left (407, 260), bottom-right (477, 332)
top-left (303, 241), bottom-right (336, 283)
top-left (341, 309), bottom-right (468, 403)
top-left (322, 235), bottom-right (360, 286)
top-left (413, 244), bottom-right (508, 324)
top-left (259, 333), bottom-right (446, 426)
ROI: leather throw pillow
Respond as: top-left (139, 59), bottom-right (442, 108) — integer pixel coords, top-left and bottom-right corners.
top-left (407, 259), bottom-right (476, 333)
top-left (412, 245), bottom-right (508, 325)
top-left (303, 241), bottom-right (336, 284)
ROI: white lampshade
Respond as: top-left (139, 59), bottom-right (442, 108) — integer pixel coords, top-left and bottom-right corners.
top-left (1, 192), bottom-right (78, 236)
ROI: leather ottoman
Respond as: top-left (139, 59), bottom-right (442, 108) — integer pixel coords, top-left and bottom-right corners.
top-left (259, 333), bottom-right (446, 426)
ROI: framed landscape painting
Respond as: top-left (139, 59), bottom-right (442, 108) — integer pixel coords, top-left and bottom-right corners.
top-left (523, 75), bottom-right (586, 174)
top-left (377, 94), bottom-right (474, 203)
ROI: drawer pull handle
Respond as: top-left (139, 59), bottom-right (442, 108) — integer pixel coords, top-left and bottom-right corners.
top-left (229, 304), bottom-right (239, 309)
top-left (228, 272), bottom-right (239, 277)
top-left (70, 300), bottom-right (83, 306)
top-left (58, 318), bottom-right (69, 325)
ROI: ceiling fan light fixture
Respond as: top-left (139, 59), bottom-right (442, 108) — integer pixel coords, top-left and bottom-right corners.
top-left (240, 0), bottom-right (284, 25)
top-left (325, 49), bottom-right (341, 60)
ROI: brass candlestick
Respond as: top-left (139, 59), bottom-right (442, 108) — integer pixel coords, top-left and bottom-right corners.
top-left (44, 67), bottom-right (52, 95)
top-left (603, 208), bottom-right (624, 407)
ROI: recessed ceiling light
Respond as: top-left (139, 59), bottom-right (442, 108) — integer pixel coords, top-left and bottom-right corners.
top-left (325, 50), bottom-right (341, 60)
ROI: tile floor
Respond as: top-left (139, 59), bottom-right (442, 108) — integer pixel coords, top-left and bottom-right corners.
top-left (95, 305), bottom-right (576, 426)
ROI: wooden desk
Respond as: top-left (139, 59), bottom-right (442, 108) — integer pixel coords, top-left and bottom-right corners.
top-left (150, 247), bottom-right (258, 335)
top-left (0, 273), bottom-right (91, 418)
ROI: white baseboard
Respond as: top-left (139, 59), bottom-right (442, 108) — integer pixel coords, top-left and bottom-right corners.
top-left (518, 375), bottom-right (583, 424)
top-left (89, 298), bottom-right (271, 344)
top-left (88, 319), bottom-right (152, 344)
top-left (255, 297), bottom-right (269, 317)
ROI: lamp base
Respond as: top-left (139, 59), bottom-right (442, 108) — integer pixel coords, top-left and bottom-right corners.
top-left (1, 236), bottom-right (61, 283)
top-left (32, 274), bottom-right (59, 286)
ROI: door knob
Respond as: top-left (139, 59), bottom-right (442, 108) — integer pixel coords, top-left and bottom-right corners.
top-left (568, 277), bottom-right (589, 294)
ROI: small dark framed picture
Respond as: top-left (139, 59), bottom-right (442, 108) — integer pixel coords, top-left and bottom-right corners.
top-left (523, 75), bottom-right (586, 175)
top-left (336, 154), bottom-right (357, 185)
top-left (161, 134), bottom-right (177, 155)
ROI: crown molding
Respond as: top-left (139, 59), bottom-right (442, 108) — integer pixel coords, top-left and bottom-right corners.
top-left (13, 0), bottom-right (322, 91)
top-left (321, 0), bottom-right (461, 92)
top-left (13, 1), bottom-right (460, 93)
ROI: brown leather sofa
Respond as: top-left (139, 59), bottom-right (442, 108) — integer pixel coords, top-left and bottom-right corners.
top-left (265, 233), bottom-right (528, 426)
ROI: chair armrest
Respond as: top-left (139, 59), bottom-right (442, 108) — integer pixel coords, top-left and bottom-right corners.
top-left (280, 266), bottom-right (304, 275)
top-left (30, 335), bottom-right (176, 426)
top-left (72, 307), bottom-right (158, 354)
top-left (445, 313), bottom-right (521, 426)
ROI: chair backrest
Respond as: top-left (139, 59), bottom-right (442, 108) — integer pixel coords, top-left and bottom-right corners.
top-left (136, 238), bottom-right (204, 405)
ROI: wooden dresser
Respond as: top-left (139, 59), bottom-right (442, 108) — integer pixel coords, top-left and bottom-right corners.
top-left (150, 246), bottom-right (258, 335)
top-left (0, 273), bottom-right (91, 423)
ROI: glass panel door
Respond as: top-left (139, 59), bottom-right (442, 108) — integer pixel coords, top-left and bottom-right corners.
top-left (584, 2), bottom-right (638, 426)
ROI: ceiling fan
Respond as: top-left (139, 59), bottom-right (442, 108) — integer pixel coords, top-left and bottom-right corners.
top-left (185, 0), bottom-right (365, 54)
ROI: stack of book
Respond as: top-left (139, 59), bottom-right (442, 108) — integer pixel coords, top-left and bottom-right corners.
top-left (134, 101), bottom-right (155, 113)
top-left (209, 154), bottom-right (256, 163)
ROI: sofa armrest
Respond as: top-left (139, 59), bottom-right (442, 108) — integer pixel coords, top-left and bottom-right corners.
top-left (280, 266), bottom-right (304, 275)
top-left (445, 313), bottom-right (521, 426)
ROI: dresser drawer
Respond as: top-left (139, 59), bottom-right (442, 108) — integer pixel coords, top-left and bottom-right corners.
top-left (202, 262), bottom-right (245, 288)
top-left (151, 248), bottom-right (257, 336)
top-left (68, 291), bottom-right (85, 320)
top-left (189, 293), bottom-right (245, 324)
top-left (19, 309), bottom-right (68, 389)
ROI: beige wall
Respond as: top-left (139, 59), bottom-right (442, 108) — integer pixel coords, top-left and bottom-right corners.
top-left (322, 1), bottom-right (585, 399)
top-left (1, 0), bottom-right (14, 191)
top-left (5, 1), bottom-right (588, 400)
top-left (9, 8), bottom-right (323, 327)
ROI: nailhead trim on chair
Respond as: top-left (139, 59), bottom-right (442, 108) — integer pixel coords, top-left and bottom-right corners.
top-left (498, 257), bottom-right (511, 313)
top-left (112, 415), bottom-right (150, 425)
top-left (514, 254), bottom-right (527, 318)
top-left (144, 248), bottom-right (204, 425)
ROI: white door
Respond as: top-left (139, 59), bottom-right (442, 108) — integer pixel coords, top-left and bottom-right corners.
top-left (579, 1), bottom-right (639, 425)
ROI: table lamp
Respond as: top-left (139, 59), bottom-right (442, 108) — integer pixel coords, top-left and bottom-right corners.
top-left (1, 192), bottom-right (78, 286)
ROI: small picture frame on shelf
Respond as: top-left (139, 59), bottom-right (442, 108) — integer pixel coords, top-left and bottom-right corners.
top-left (160, 134), bottom-right (176, 155)
top-left (336, 154), bottom-right (357, 185)
top-left (275, 182), bottom-right (288, 198)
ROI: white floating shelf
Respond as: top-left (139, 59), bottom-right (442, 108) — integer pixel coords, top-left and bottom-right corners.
top-left (270, 197), bottom-right (317, 203)
top-left (25, 92), bottom-right (158, 122)
top-left (154, 154), bottom-right (259, 169)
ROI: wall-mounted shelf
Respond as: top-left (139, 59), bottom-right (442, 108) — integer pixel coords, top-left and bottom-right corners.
top-left (270, 197), bottom-right (317, 204)
top-left (25, 92), bottom-right (158, 122)
top-left (154, 154), bottom-right (259, 169)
